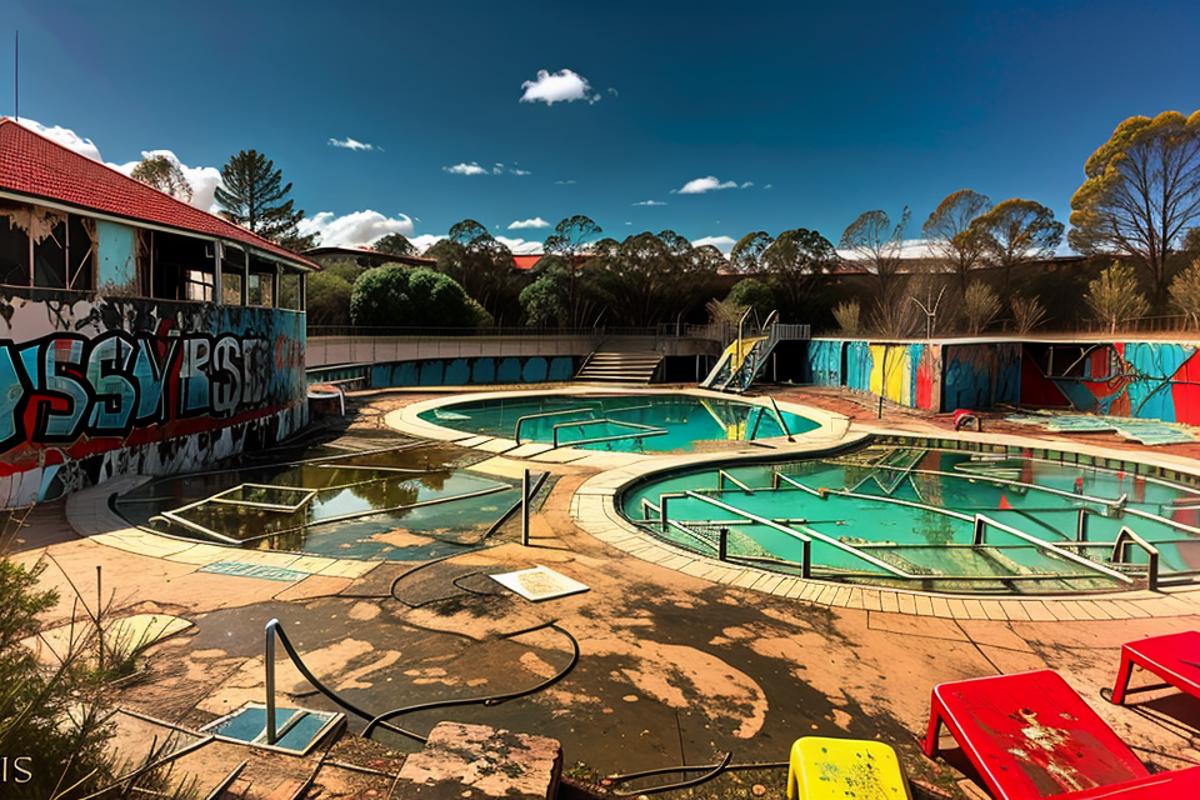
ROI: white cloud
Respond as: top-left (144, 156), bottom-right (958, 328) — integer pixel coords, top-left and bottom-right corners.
top-left (111, 149), bottom-right (223, 212)
top-left (740, 181), bottom-right (754, 189)
top-left (555, 179), bottom-right (577, 185)
top-left (509, 168), bottom-right (532, 176)
top-left (764, 184), bottom-right (773, 190)
top-left (495, 236), bottom-right (543, 254)
top-left (409, 234), bottom-right (446, 253)
top-left (443, 162), bottom-right (489, 176)
top-left (633, 199), bottom-right (667, 207)
top-left (16, 118), bottom-right (102, 161)
top-left (508, 217), bottom-right (550, 230)
top-left (519, 68), bottom-right (600, 105)
top-left (691, 235), bottom-right (737, 253)
top-left (328, 136), bottom-right (377, 151)
top-left (674, 176), bottom-right (740, 195)
top-left (296, 210), bottom-right (415, 248)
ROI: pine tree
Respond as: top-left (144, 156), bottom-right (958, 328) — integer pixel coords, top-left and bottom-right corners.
top-left (214, 149), bottom-right (315, 251)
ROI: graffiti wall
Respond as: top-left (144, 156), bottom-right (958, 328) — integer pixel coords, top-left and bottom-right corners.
top-left (941, 343), bottom-right (1021, 411)
top-left (367, 356), bottom-right (578, 388)
top-left (1020, 341), bottom-right (1200, 424)
top-left (0, 288), bottom-right (307, 506)
top-left (803, 339), bottom-right (942, 411)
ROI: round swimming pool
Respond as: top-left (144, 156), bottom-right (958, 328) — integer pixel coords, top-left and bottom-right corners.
top-left (619, 438), bottom-right (1200, 594)
top-left (416, 393), bottom-right (818, 452)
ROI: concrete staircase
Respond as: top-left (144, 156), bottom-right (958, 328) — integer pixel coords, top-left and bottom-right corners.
top-left (575, 350), bottom-right (663, 384)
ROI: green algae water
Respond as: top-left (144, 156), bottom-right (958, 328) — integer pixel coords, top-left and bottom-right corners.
top-left (418, 393), bottom-right (817, 452)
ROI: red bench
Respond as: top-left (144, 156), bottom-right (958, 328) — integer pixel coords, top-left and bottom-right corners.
top-left (922, 669), bottom-right (1196, 799)
top-left (1111, 630), bottom-right (1200, 706)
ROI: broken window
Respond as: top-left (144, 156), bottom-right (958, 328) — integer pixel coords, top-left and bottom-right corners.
top-left (221, 244), bottom-right (246, 305)
top-left (67, 214), bottom-right (96, 290)
top-left (0, 206), bottom-right (28, 286)
top-left (153, 230), bottom-right (215, 302)
top-left (278, 270), bottom-right (302, 310)
top-left (248, 254), bottom-right (276, 307)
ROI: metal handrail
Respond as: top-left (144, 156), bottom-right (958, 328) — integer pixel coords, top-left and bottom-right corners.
top-left (551, 417), bottom-right (665, 447)
top-left (678, 490), bottom-right (814, 579)
top-left (513, 406), bottom-right (594, 443)
top-left (1110, 527), bottom-right (1161, 591)
top-left (717, 470), bottom-right (754, 494)
top-left (971, 514), bottom-right (1133, 584)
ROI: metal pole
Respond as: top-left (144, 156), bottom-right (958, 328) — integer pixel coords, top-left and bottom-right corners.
top-left (718, 527), bottom-right (728, 561)
top-left (521, 469), bottom-right (530, 546)
top-left (1076, 508), bottom-right (1088, 542)
top-left (265, 619), bottom-right (278, 745)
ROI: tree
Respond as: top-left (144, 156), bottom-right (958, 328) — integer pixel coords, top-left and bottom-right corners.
top-left (730, 231), bottom-right (774, 274)
top-left (350, 266), bottom-right (485, 327)
top-left (130, 154), bottom-right (192, 201)
top-left (962, 281), bottom-right (1001, 335)
top-left (543, 215), bottom-right (602, 327)
top-left (305, 271), bottom-right (353, 326)
top-left (840, 208), bottom-right (911, 302)
top-left (760, 228), bottom-right (838, 318)
top-left (519, 262), bottom-right (571, 327)
top-left (1169, 257), bottom-right (1200, 329)
top-left (1070, 110), bottom-right (1200, 302)
top-left (428, 220), bottom-right (517, 321)
top-left (971, 198), bottom-right (1063, 294)
top-left (590, 231), bottom-right (718, 325)
top-left (832, 300), bottom-right (861, 334)
top-left (373, 233), bottom-right (416, 257)
top-left (922, 189), bottom-right (991, 293)
top-left (726, 278), bottom-right (776, 319)
top-left (1010, 295), bottom-right (1049, 334)
top-left (1084, 261), bottom-right (1149, 334)
top-left (214, 149), bottom-right (315, 251)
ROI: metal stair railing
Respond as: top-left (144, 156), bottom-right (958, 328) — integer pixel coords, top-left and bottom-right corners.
top-left (971, 514), bottom-right (1133, 585)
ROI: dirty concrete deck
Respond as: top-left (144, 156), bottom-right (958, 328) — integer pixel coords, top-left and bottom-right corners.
top-left (14, 386), bottom-right (1200, 799)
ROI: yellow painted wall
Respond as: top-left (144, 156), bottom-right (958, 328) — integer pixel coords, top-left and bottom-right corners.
top-left (868, 345), bottom-right (910, 404)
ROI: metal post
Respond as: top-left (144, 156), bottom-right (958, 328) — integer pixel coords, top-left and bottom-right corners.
top-left (1076, 508), bottom-right (1088, 542)
top-left (521, 469), bottom-right (530, 546)
top-left (660, 495), bottom-right (669, 533)
top-left (265, 619), bottom-right (278, 745)
top-left (718, 527), bottom-right (728, 561)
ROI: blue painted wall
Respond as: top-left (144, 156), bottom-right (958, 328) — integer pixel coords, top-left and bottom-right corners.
top-left (366, 356), bottom-right (577, 388)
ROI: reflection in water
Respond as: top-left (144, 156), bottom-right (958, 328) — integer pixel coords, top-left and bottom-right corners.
top-left (116, 443), bottom-right (520, 561)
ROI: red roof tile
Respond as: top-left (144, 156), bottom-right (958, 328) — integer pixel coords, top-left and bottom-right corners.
top-left (0, 118), bottom-right (317, 270)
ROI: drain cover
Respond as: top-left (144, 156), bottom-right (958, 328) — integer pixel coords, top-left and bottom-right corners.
top-left (490, 565), bottom-right (589, 602)
top-left (200, 703), bottom-right (343, 755)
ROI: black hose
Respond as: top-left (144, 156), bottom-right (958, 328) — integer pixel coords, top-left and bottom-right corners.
top-left (605, 753), bottom-right (793, 796)
top-left (362, 621), bottom-right (580, 740)
top-left (268, 620), bottom-right (429, 742)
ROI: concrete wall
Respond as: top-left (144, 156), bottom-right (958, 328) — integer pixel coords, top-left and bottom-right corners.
top-left (367, 355), bottom-right (578, 387)
top-left (1020, 341), bottom-right (1200, 424)
top-left (0, 287), bottom-right (307, 506)
top-left (802, 338), bottom-right (1016, 413)
top-left (305, 334), bottom-right (721, 369)
top-left (801, 337), bottom-right (1200, 424)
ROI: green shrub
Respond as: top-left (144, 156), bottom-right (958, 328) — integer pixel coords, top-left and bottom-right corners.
top-left (962, 281), bottom-right (1001, 335)
top-left (726, 278), bottom-right (776, 318)
top-left (1085, 261), bottom-right (1149, 333)
top-left (350, 266), bottom-right (484, 328)
top-left (1169, 257), bottom-right (1200, 329)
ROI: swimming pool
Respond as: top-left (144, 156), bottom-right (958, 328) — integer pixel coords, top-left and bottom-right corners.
top-left (116, 443), bottom-right (524, 561)
top-left (619, 438), bottom-right (1200, 593)
top-left (416, 393), bottom-right (818, 452)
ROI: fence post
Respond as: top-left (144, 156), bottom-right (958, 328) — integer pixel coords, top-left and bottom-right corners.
top-left (521, 469), bottom-right (530, 546)
top-left (718, 527), bottom-right (728, 561)
top-left (1076, 508), bottom-right (1088, 542)
top-left (265, 619), bottom-right (278, 745)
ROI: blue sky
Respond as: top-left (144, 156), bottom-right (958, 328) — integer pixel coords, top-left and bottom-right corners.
top-left (6, 0), bottom-right (1200, 253)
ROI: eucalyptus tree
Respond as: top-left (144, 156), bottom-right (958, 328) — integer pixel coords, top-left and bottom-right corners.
top-left (542, 214), bottom-right (602, 326)
top-left (840, 208), bottom-right (911, 302)
top-left (730, 231), bottom-right (774, 274)
top-left (971, 199), bottom-right (1062, 294)
top-left (760, 228), bottom-right (838, 319)
top-left (130, 154), bottom-right (192, 202)
top-left (1070, 110), bottom-right (1200, 302)
top-left (922, 189), bottom-right (991, 293)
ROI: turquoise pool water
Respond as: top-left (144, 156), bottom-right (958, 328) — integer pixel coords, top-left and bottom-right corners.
top-left (419, 394), bottom-right (818, 452)
top-left (117, 443), bottom-right (520, 560)
top-left (620, 441), bottom-right (1200, 593)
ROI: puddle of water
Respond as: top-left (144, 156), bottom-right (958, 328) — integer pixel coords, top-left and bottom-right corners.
top-left (116, 443), bottom-right (519, 561)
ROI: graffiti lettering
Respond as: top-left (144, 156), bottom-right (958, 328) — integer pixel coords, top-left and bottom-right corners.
top-left (0, 331), bottom-right (275, 453)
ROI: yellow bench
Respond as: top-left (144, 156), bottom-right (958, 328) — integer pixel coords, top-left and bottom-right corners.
top-left (787, 736), bottom-right (911, 800)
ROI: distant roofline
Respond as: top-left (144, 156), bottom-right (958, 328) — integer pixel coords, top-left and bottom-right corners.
top-left (302, 245), bottom-right (437, 265)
